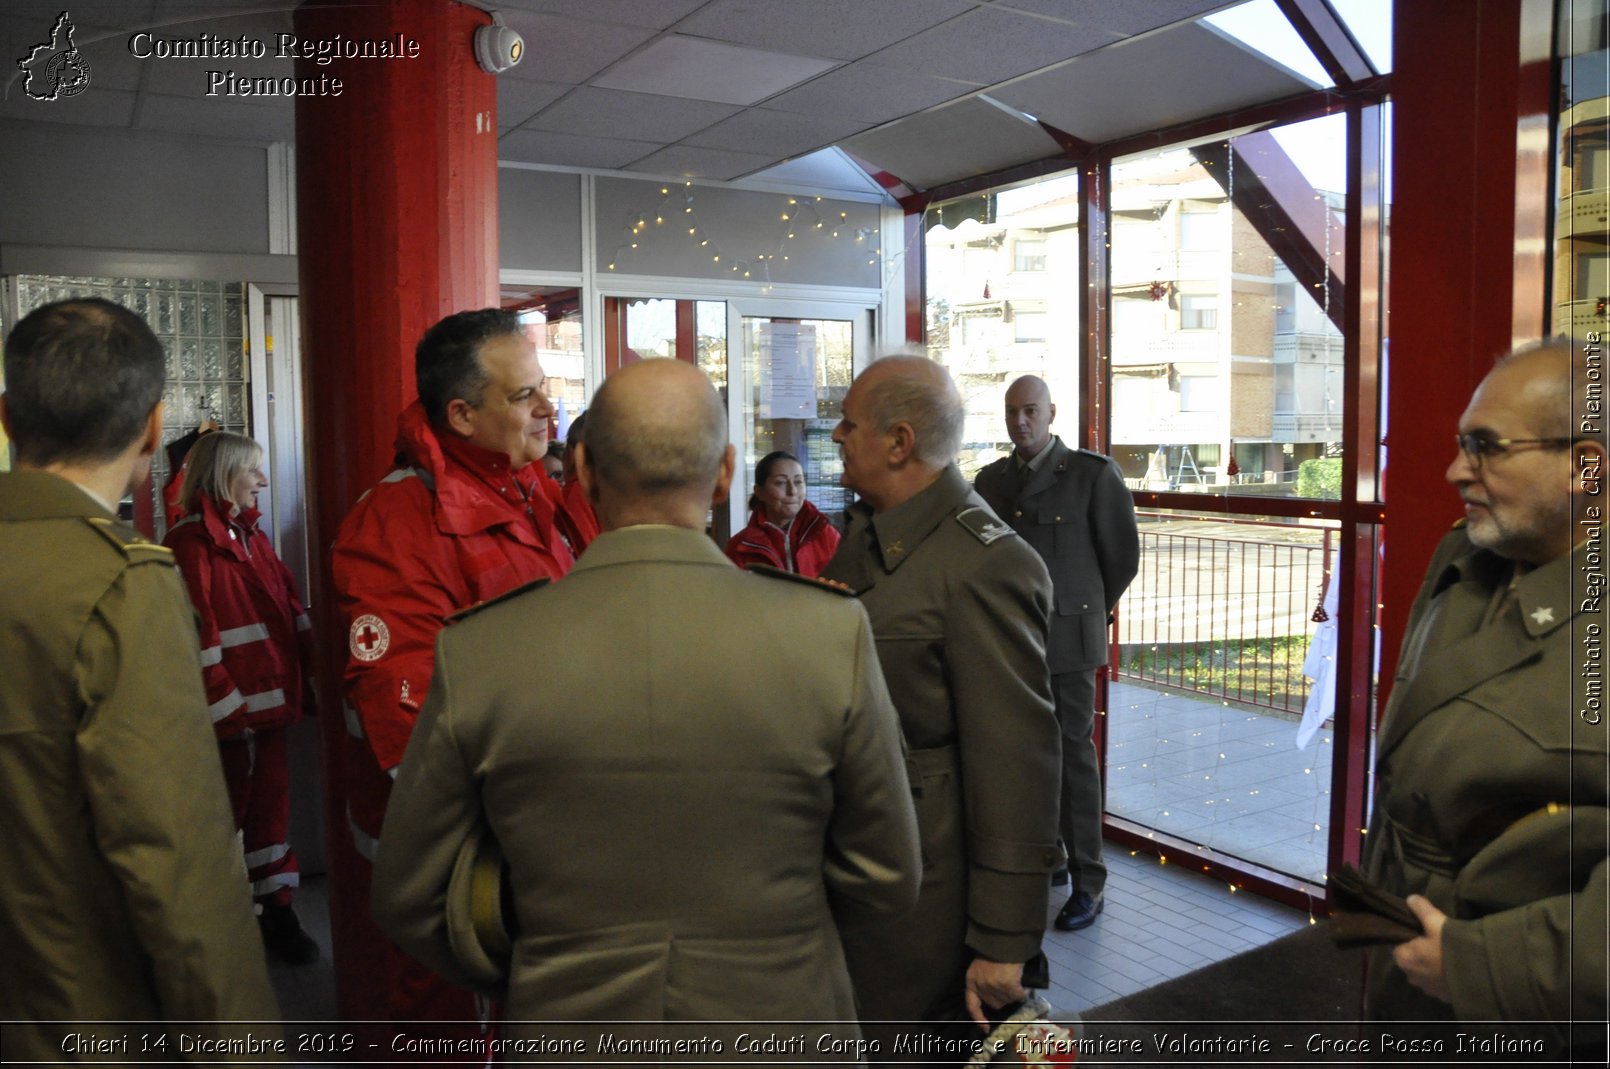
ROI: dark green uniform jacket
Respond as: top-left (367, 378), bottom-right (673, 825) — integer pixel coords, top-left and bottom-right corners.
top-left (973, 438), bottom-right (1139, 674)
top-left (0, 470), bottom-right (280, 1062)
top-left (1363, 527), bottom-right (1607, 1049)
top-left (374, 525), bottom-right (919, 1046)
top-left (822, 465), bottom-right (1063, 1025)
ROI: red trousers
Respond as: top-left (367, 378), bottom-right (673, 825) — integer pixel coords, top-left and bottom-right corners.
top-left (218, 730), bottom-right (299, 908)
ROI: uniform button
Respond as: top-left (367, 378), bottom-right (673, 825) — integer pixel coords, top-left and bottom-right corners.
top-left (1055, 515), bottom-right (1063, 521)
top-left (1014, 510), bottom-right (1023, 518)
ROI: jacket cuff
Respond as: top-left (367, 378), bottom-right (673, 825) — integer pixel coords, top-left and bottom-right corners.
top-left (966, 920), bottom-right (1044, 967)
top-left (1442, 915), bottom-right (1502, 1020)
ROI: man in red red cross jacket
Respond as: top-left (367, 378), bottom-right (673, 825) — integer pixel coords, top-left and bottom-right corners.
top-left (331, 308), bottom-right (588, 1030)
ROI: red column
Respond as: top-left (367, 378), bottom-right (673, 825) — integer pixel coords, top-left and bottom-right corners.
top-left (293, 0), bottom-right (497, 1020)
top-left (1380, 0), bottom-right (1549, 689)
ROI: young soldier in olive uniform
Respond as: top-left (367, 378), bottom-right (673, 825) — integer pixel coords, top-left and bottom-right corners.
top-left (822, 355), bottom-right (1062, 1053)
top-left (1363, 341), bottom-right (1606, 1054)
top-left (0, 299), bottom-right (280, 1062)
top-left (974, 375), bottom-right (1139, 931)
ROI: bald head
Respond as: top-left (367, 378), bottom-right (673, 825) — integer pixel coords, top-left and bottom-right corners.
top-left (1447, 337), bottom-right (1604, 565)
top-left (1004, 374), bottom-right (1056, 458)
top-left (579, 359), bottom-right (734, 529)
top-left (1483, 339), bottom-right (1581, 439)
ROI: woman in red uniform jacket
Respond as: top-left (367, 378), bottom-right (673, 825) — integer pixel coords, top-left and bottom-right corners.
top-left (724, 450), bottom-right (840, 577)
top-left (164, 431), bottom-right (318, 965)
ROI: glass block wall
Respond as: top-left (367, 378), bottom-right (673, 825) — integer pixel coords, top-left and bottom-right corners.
top-left (12, 275), bottom-right (249, 539)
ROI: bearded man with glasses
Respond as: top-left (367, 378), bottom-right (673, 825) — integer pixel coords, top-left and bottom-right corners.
top-left (1360, 339), bottom-right (1607, 1055)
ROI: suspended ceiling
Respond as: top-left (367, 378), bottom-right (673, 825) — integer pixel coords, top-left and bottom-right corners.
top-left (0, 0), bottom-right (1355, 199)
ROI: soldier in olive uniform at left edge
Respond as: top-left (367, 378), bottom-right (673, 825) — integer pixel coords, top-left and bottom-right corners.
top-left (0, 298), bottom-right (282, 1062)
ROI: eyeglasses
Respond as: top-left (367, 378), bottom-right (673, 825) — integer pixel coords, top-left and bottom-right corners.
top-left (1454, 433), bottom-right (1577, 466)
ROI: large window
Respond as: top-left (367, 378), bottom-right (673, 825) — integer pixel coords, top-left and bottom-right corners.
top-left (1109, 117), bottom-right (1347, 499)
top-left (923, 172), bottom-right (1081, 479)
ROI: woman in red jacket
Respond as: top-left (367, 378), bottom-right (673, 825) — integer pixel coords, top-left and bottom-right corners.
top-left (165, 431), bottom-right (318, 965)
top-left (724, 450), bottom-right (840, 577)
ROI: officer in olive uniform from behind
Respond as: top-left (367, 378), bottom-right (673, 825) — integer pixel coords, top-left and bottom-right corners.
top-left (0, 299), bottom-right (281, 1061)
top-left (822, 354), bottom-right (1063, 1053)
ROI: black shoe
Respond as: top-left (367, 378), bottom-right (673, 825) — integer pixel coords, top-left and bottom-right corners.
top-left (1054, 891), bottom-right (1104, 931)
top-left (1050, 869), bottom-right (1070, 887)
top-left (259, 903), bottom-right (319, 966)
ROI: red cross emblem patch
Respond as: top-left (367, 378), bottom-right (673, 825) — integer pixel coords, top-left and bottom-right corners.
top-left (349, 614), bottom-right (391, 662)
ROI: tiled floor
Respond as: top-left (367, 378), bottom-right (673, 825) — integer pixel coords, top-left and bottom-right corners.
top-left (269, 852), bottom-right (1313, 1030)
top-left (267, 876), bottom-right (337, 1024)
top-left (1039, 848), bottom-right (1312, 1016)
top-left (1106, 680), bottom-right (1334, 884)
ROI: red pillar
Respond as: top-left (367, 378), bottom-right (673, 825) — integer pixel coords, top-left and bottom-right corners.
top-left (1380, 0), bottom-right (1550, 688)
top-left (293, 0), bottom-right (497, 1020)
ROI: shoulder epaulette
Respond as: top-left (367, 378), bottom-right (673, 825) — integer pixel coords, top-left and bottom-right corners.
top-left (1452, 517), bottom-right (1467, 529)
top-left (955, 506), bottom-right (1017, 545)
top-left (749, 564), bottom-right (856, 596)
top-left (446, 576), bottom-right (551, 624)
top-left (1074, 447), bottom-right (1116, 463)
top-left (84, 515), bottom-right (174, 562)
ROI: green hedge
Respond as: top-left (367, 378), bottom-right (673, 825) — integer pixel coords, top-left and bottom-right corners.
top-left (1296, 457), bottom-right (1342, 500)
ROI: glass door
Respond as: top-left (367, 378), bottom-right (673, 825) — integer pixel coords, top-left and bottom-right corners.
top-left (728, 302), bottom-right (871, 542)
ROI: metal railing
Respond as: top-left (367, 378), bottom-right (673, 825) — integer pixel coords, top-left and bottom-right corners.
top-left (1115, 516), bottom-right (1334, 714)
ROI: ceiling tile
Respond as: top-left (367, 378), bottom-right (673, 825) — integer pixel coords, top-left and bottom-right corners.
top-left (839, 96), bottom-right (1061, 190)
top-left (673, 0), bottom-right (976, 61)
top-left (743, 148), bottom-right (890, 198)
top-left (989, 22), bottom-right (1313, 145)
top-left (592, 35), bottom-right (838, 106)
top-left (138, 50), bottom-right (293, 98)
top-left (500, 12), bottom-right (658, 85)
top-left (681, 108), bottom-right (869, 158)
top-left (763, 62), bottom-right (976, 125)
top-left (625, 143), bottom-right (780, 181)
top-left (494, 0), bottom-right (708, 30)
top-left (984, 0), bottom-right (1226, 36)
top-left (524, 86), bottom-right (740, 142)
top-left (499, 127), bottom-right (664, 169)
top-left (0, 86), bottom-right (137, 128)
top-left (138, 92), bottom-right (294, 142)
top-left (497, 80), bottom-right (571, 130)
top-left (863, 6), bottom-right (1118, 84)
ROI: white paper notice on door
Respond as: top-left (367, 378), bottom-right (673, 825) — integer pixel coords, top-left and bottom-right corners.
top-left (759, 322), bottom-right (818, 419)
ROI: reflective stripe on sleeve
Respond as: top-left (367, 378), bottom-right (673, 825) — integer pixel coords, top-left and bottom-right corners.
top-left (252, 871), bottom-right (300, 896)
top-left (219, 622), bottom-right (271, 648)
top-left (198, 645), bottom-right (223, 667)
top-left (243, 688), bottom-right (286, 713)
top-left (347, 805), bottom-right (379, 863)
top-left (343, 703), bottom-right (364, 739)
top-left (210, 689), bottom-right (245, 722)
top-left (245, 842), bottom-right (290, 868)
top-left (295, 613), bottom-right (312, 632)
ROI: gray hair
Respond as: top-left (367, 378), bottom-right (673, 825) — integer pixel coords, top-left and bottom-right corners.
top-left (179, 431), bottom-right (263, 514)
top-left (584, 361), bottom-right (728, 497)
top-left (862, 350), bottom-right (965, 466)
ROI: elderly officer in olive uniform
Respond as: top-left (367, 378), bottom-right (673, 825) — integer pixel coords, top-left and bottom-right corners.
top-left (0, 299), bottom-right (280, 1061)
top-left (974, 375), bottom-right (1139, 932)
top-left (821, 354), bottom-right (1062, 1047)
top-left (1362, 339), bottom-right (1606, 1053)
top-left (373, 358), bottom-right (920, 1045)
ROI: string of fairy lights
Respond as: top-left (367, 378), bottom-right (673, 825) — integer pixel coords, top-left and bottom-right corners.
top-left (602, 181), bottom-right (889, 294)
